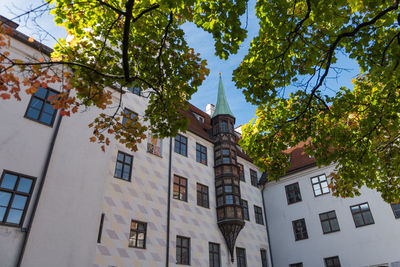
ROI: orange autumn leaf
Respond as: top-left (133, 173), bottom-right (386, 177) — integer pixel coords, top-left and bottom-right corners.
top-left (28, 37), bottom-right (34, 42)
top-left (0, 93), bottom-right (11, 100)
top-left (89, 136), bottom-right (97, 142)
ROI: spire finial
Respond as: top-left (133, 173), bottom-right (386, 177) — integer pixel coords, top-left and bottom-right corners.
top-left (219, 72), bottom-right (221, 76)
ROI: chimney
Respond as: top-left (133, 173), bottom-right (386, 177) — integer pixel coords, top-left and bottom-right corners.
top-left (206, 104), bottom-right (215, 117)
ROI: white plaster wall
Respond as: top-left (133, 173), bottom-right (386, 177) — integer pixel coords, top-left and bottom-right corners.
top-left (263, 165), bottom-right (400, 267)
top-left (0, 37), bottom-right (61, 267)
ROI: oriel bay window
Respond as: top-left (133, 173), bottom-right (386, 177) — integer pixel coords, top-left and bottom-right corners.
top-left (216, 176), bottom-right (242, 220)
top-left (215, 146), bottom-right (236, 166)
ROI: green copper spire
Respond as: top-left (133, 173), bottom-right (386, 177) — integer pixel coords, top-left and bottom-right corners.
top-left (212, 74), bottom-right (234, 118)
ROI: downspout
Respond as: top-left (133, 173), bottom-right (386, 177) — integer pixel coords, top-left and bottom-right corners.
top-left (165, 137), bottom-right (173, 267)
top-left (17, 111), bottom-right (64, 267)
top-left (261, 184), bottom-right (274, 267)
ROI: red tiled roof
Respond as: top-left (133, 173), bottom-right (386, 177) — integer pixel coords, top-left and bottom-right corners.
top-left (285, 141), bottom-right (316, 173)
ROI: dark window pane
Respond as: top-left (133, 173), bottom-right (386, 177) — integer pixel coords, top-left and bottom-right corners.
top-left (0, 207), bottom-right (6, 221)
top-left (40, 113), bottom-right (53, 124)
top-left (11, 195), bottom-right (27, 210)
top-left (0, 192), bottom-right (12, 207)
top-left (17, 178), bottom-right (33, 193)
top-left (27, 108), bottom-right (40, 120)
top-left (6, 209), bottom-right (23, 224)
top-left (1, 173), bottom-right (18, 190)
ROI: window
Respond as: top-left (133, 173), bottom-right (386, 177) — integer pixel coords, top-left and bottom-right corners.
top-left (173, 175), bottom-right (187, 201)
top-left (174, 134), bottom-right (187, 157)
top-left (324, 256), bottom-right (341, 267)
top-left (114, 151), bottom-right (133, 181)
top-left (391, 200), bottom-right (400, 219)
top-left (176, 236), bottom-right (190, 265)
top-left (192, 112), bottom-right (204, 123)
top-left (292, 219), bottom-right (308, 241)
top-left (0, 171), bottom-right (35, 226)
top-left (209, 242), bottom-right (220, 267)
top-left (97, 213), bottom-right (105, 243)
top-left (197, 183), bottom-right (209, 208)
top-left (129, 220), bottom-right (147, 248)
top-left (319, 210), bottom-right (340, 234)
top-left (350, 202), bottom-right (374, 227)
top-left (260, 249), bottom-right (268, 267)
top-left (122, 108), bottom-right (137, 126)
top-left (196, 143), bottom-right (207, 165)
top-left (128, 83), bottom-right (140, 95)
top-left (254, 205), bottom-right (264, 225)
top-left (311, 174), bottom-right (330, 196)
top-left (242, 199), bottom-right (249, 221)
top-left (250, 169), bottom-right (258, 186)
top-left (238, 163), bottom-right (245, 182)
top-left (285, 182), bottom-right (302, 204)
top-left (236, 247), bottom-right (247, 267)
top-left (290, 263), bottom-right (303, 267)
top-left (25, 87), bottom-right (57, 126)
top-left (147, 134), bottom-right (162, 157)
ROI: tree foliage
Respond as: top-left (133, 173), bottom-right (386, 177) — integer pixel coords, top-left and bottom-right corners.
top-left (236, 0), bottom-right (400, 202)
top-left (0, 0), bottom-right (247, 151)
top-left (1, 0), bottom-right (400, 202)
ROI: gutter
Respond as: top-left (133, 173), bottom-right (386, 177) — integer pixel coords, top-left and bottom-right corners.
top-left (261, 184), bottom-right (274, 267)
top-left (16, 111), bottom-right (63, 267)
top-left (165, 137), bottom-right (173, 267)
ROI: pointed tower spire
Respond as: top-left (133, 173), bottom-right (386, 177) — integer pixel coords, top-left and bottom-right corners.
top-left (212, 73), bottom-right (234, 118)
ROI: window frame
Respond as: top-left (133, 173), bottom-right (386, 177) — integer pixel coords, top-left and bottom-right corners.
top-left (176, 235), bottom-right (190, 265)
top-left (129, 219), bottom-right (147, 249)
top-left (292, 218), bottom-right (308, 241)
top-left (285, 182), bottom-right (302, 205)
top-left (260, 249), bottom-right (268, 267)
top-left (324, 256), bottom-right (341, 267)
top-left (208, 242), bottom-right (221, 267)
top-left (391, 200), bottom-right (400, 219)
top-left (241, 199), bottom-right (249, 221)
top-left (173, 175), bottom-right (188, 202)
top-left (289, 263), bottom-right (303, 267)
top-left (236, 247), bottom-right (247, 267)
top-left (254, 205), bottom-right (264, 225)
top-left (350, 202), bottom-right (375, 228)
top-left (147, 133), bottom-right (163, 157)
top-left (311, 174), bottom-right (330, 197)
top-left (24, 86), bottom-right (58, 127)
top-left (0, 170), bottom-right (36, 227)
top-left (319, 210), bottom-right (340, 234)
top-left (174, 134), bottom-right (188, 157)
top-left (196, 143), bottom-right (207, 165)
top-left (238, 163), bottom-right (245, 182)
top-left (114, 151), bottom-right (133, 181)
top-left (250, 169), bottom-right (258, 186)
top-left (197, 183), bottom-right (209, 208)
top-left (122, 108), bottom-right (138, 127)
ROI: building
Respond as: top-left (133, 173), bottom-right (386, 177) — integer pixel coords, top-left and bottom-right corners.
top-left (0, 16), bottom-right (270, 267)
top-left (260, 143), bottom-right (400, 267)
top-left (1, 14), bottom-right (400, 267)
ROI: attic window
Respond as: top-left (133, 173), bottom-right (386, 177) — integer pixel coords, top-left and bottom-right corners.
top-left (192, 112), bottom-right (204, 123)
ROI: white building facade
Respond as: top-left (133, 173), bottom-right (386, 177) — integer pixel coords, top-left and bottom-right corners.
top-left (261, 145), bottom-right (400, 267)
top-left (0, 16), bottom-right (271, 267)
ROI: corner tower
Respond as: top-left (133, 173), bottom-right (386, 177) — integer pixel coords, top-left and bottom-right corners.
top-left (211, 74), bottom-right (244, 262)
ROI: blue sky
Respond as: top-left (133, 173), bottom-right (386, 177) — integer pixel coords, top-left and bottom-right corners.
top-left (1, 0), bottom-right (360, 127)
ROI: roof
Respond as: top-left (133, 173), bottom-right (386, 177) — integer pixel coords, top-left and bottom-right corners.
top-left (180, 103), bottom-right (213, 142)
top-left (0, 15), bottom-right (53, 56)
top-left (258, 141), bottom-right (316, 186)
top-left (212, 75), bottom-right (234, 118)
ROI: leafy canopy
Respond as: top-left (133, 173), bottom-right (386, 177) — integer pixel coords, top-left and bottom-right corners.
top-left (236, 0), bottom-right (400, 202)
top-left (0, 0), bottom-right (247, 151)
top-left (1, 0), bottom-right (400, 202)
